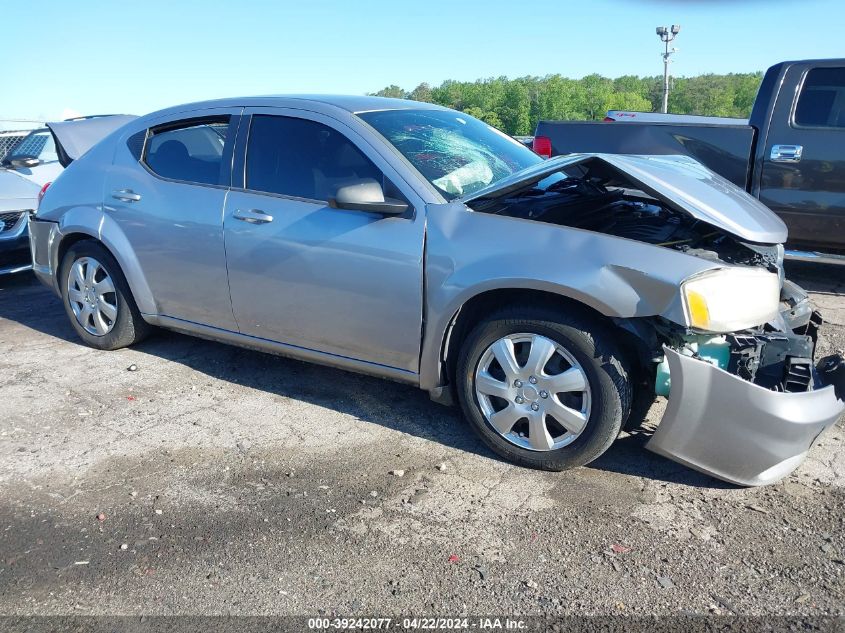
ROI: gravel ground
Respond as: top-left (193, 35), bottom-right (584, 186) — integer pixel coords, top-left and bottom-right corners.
top-left (0, 263), bottom-right (843, 618)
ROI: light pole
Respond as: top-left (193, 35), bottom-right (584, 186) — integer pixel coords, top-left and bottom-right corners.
top-left (656, 25), bottom-right (680, 113)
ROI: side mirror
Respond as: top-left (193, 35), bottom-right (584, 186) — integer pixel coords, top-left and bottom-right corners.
top-left (8, 156), bottom-right (40, 169)
top-left (329, 179), bottom-right (408, 216)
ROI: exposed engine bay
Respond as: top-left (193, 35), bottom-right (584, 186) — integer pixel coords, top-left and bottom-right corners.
top-left (468, 157), bottom-right (782, 271)
top-left (723, 280), bottom-right (824, 392)
top-left (659, 311), bottom-right (823, 395)
top-left (623, 282), bottom-right (827, 397)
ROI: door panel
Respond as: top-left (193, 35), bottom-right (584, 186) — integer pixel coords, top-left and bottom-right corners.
top-left (103, 109), bottom-right (241, 329)
top-left (223, 109), bottom-right (425, 373)
top-left (759, 64), bottom-right (845, 250)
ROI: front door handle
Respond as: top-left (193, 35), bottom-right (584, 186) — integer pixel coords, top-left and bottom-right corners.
top-left (770, 144), bottom-right (803, 163)
top-left (111, 189), bottom-right (142, 202)
top-left (233, 208), bottom-right (274, 224)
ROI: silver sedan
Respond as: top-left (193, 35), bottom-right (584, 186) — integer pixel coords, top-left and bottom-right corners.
top-left (28, 96), bottom-right (845, 485)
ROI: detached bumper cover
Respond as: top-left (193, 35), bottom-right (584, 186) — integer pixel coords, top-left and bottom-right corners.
top-left (647, 347), bottom-right (845, 486)
top-left (27, 215), bottom-right (61, 293)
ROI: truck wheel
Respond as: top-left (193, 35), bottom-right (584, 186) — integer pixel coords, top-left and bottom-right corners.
top-left (60, 240), bottom-right (151, 350)
top-left (456, 306), bottom-right (631, 471)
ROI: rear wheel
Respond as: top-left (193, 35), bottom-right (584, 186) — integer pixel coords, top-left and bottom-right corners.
top-left (456, 306), bottom-right (631, 471)
top-left (60, 240), bottom-right (151, 350)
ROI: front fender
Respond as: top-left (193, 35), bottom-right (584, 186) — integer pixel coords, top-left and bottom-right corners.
top-left (419, 203), bottom-right (721, 391)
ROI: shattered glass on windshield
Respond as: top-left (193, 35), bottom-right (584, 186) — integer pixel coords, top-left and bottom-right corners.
top-left (358, 109), bottom-right (541, 199)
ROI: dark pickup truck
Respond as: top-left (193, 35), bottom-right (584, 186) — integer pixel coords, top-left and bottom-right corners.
top-left (533, 59), bottom-right (845, 260)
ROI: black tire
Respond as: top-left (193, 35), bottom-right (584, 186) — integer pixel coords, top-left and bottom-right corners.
top-left (59, 240), bottom-right (151, 350)
top-left (623, 381), bottom-right (656, 433)
top-left (456, 306), bottom-right (631, 471)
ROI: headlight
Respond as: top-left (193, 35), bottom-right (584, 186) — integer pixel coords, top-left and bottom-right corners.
top-left (681, 267), bottom-right (780, 332)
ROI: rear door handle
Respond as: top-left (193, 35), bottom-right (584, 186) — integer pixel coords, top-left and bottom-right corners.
top-left (770, 144), bottom-right (803, 163)
top-left (233, 208), bottom-right (274, 224)
top-left (111, 189), bottom-right (142, 202)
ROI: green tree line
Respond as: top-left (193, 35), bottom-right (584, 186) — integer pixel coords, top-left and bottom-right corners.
top-left (372, 72), bottom-right (763, 135)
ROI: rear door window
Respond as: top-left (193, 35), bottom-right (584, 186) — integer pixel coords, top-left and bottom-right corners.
top-left (245, 115), bottom-right (382, 200)
top-left (144, 117), bottom-right (231, 185)
top-left (794, 67), bottom-right (845, 128)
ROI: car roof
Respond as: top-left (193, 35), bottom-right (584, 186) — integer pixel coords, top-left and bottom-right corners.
top-left (146, 95), bottom-right (448, 119)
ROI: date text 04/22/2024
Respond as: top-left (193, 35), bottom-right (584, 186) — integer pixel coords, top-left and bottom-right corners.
top-left (307, 617), bottom-right (527, 630)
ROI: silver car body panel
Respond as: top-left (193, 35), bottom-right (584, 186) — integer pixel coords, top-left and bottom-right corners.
top-left (463, 153), bottom-right (788, 244)
top-left (30, 207), bottom-right (420, 385)
top-left (223, 106), bottom-right (427, 372)
top-left (647, 348), bottom-right (845, 486)
top-left (101, 106), bottom-right (241, 330)
top-left (30, 131), bottom-right (158, 306)
top-left (28, 215), bottom-right (58, 281)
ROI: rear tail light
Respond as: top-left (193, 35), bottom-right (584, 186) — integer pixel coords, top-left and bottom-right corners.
top-left (602, 116), bottom-right (616, 122)
top-left (532, 135), bottom-right (552, 159)
top-left (37, 182), bottom-right (52, 211)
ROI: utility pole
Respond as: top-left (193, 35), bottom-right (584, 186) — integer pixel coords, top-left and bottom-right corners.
top-left (655, 25), bottom-right (680, 113)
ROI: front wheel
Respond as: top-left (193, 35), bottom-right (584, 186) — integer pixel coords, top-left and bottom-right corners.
top-left (456, 307), bottom-right (631, 471)
top-left (60, 240), bottom-right (151, 350)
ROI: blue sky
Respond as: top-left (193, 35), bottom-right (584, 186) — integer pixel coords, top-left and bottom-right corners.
top-left (2, 0), bottom-right (843, 121)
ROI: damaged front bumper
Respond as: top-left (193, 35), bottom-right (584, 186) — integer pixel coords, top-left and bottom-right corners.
top-left (647, 347), bottom-right (845, 486)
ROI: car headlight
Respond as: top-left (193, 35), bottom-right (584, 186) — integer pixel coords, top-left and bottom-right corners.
top-left (681, 267), bottom-right (780, 333)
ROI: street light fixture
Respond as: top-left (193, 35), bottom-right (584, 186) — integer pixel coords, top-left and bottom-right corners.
top-left (656, 24), bottom-right (681, 113)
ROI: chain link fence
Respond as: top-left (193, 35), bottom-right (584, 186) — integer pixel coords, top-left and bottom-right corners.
top-left (0, 119), bottom-right (45, 162)
top-left (0, 130), bottom-right (31, 162)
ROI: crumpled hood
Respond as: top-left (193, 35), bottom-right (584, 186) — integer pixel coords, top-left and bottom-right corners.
top-left (47, 115), bottom-right (137, 166)
top-left (463, 153), bottom-right (788, 244)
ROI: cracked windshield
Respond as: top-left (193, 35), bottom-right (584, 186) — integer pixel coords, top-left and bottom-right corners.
top-left (358, 109), bottom-right (542, 199)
